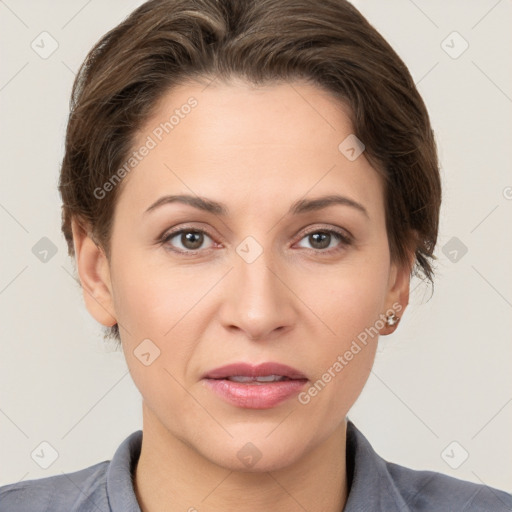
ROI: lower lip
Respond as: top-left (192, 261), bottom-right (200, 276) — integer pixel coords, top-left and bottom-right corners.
top-left (203, 378), bottom-right (308, 409)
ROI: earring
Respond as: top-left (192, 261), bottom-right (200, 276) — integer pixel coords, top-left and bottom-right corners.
top-left (385, 312), bottom-right (400, 326)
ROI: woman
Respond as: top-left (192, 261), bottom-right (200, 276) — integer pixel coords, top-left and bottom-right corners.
top-left (1, 0), bottom-right (510, 510)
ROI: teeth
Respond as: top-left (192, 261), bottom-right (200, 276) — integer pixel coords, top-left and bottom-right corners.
top-left (227, 375), bottom-right (287, 383)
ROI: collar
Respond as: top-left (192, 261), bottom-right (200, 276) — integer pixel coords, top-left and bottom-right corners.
top-left (106, 429), bottom-right (143, 512)
top-left (105, 419), bottom-right (410, 512)
top-left (343, 418), bottom-right (411, 511)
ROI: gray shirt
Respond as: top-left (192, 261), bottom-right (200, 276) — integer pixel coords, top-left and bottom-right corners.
top-left (1, 420), bottom-right (511, 511)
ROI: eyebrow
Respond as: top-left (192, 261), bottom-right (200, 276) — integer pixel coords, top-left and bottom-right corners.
top-left (144, 193), bottom-right (369, 219)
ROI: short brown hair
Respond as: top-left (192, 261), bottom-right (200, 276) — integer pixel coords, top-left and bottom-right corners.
top-left (59, 0), bottom-right (441, 343)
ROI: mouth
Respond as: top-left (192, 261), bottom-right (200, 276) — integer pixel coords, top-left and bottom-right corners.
top-left (202, 362), bottom-right (308, 409)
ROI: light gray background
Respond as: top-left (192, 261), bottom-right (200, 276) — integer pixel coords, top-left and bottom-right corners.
top-left (1, 0), bottom-right (511, 494)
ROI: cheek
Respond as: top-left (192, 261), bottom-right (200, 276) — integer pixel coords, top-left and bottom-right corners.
top-left (297, 251), bottom-right (390, 407)
top-left (109, 250), bottom-right (216, 393)
top-left (312, 254), bottom-right (390, 348)
top-left (111, 258), bottom-right (200, 419)
top-left (110, 246), bottom-right (200, 338)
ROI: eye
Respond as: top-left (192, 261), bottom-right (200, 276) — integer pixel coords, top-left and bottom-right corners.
top-left (161, 228), bottom-right (215, 253)
top-left (295, 228), bottom-right (352, 254)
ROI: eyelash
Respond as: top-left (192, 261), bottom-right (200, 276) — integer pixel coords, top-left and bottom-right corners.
top-left (159, 225), bottom-right (353, 256)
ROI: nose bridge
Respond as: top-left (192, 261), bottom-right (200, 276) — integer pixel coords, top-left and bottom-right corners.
top-left (221, 239), bottom-right (294, 340)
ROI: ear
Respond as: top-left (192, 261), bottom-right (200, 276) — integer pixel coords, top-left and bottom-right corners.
top-left (71, 218), bottom-right (117, 328)
top-left (379, 249), bottom-right (415, 336)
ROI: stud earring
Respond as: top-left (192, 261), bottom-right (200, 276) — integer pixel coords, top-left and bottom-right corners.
top-left (385, 312), bottom-right (400, 326)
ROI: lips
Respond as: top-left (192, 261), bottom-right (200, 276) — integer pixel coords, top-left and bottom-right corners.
top-left (202, 362), bottom-right (307, 381)
top-left (201, 362), bottom-right (308, 409)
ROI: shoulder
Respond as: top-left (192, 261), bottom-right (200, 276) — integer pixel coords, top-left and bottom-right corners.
top-left (385, 459), bottom-right (512, 511)
top-left (0, 461), bottom-right (110, 512)
top-left (0, 429), bottom-right (142, 512)
top-left (345, 420), bottom-right (512, 512)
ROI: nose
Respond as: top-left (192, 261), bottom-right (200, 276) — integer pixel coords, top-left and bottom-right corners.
top-left (219, 248), bottom-right (296, 342)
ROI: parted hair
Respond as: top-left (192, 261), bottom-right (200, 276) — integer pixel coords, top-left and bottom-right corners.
top-left (59, 0), bottom-right (441, 342)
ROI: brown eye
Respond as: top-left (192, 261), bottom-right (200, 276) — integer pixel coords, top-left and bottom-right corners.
top-left (296, 229), bottom-right (352, 253)
top-left (162, 229), bottom-right (214, 253)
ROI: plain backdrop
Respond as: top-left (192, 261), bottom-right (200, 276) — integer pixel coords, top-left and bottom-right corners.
top-left (1, 0), bottom-right (511, 494)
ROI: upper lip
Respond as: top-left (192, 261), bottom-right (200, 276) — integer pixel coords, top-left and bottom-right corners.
top-left (202, 362), bottom-right (307, 380)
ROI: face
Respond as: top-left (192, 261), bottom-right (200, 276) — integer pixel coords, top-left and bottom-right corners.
top-left (77, 78), bottom-right (410, 472)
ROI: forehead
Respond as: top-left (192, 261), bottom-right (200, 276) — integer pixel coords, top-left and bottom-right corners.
top-left (116, 79), bottom-right (385, 220)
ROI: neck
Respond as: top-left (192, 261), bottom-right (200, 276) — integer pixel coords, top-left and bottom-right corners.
top-left (134, 403), bottom-right (349, 512)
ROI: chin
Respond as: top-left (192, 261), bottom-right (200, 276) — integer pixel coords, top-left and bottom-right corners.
top-left (194, 428), bottom-right (313, 473)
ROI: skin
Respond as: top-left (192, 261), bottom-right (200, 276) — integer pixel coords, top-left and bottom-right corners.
top-left (72, 78), bottom-right (412, 512)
